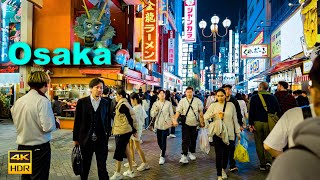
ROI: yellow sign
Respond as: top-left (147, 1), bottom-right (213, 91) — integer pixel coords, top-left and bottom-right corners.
top-left (8, 150), bottom-right (32, 174)
top-left (251, 31), bottom-right (264, 44)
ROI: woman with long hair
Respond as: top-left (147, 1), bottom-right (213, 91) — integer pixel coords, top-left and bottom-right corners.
top-left (204, 88), bottom-right (241, 180)
top-left (110, 88), bottom-right (138, 180)
top-left (235, 93), bottom-right (248, 128)
top-left (123, 93), bottom-right (150, 172)
top-left (151, 90), bottom-right (177, 165)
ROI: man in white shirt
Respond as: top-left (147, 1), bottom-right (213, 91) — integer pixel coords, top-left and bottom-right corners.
top-left (11, 71), bottom-right (57, 180)
top-left (264, 105), bottom-right (316, 157)
top-left (174, 87), bottom-right (205, 164)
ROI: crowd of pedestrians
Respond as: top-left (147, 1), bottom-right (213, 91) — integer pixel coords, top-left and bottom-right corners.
top-left (9, 57), bottom-right (320, 180)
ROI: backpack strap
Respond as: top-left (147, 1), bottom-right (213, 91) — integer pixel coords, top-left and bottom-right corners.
top-left (258, 94), bottom-right (268, 112)
top-left (301, 106), bottom-right (312, 120)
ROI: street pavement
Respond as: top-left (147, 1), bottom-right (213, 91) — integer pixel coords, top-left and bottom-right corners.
top-left (0, 119), bottom-right (268, 180)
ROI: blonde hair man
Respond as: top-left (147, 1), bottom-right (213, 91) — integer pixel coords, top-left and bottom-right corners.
top-left (11, 71), bottom-right (58, 180)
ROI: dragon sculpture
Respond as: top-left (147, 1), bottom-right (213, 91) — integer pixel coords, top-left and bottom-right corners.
top-left (73, 0), bottom-right (121, 54)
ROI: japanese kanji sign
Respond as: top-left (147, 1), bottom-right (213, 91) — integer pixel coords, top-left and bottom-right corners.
top-left (240, 44), bottom-right (270, 59)
top-left (142, 0), bottom-right (158, 63)
top-left (184, 0), bottom-right (197, 43)
top-left (168, 30), bottom-right (175, 66)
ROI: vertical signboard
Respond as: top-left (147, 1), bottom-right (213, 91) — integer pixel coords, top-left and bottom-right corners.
top-left (168, 30), bottom-right (175, 65)
top-left (142, 0), bottom-right (158, 63)
top-left (228, 30), bottom-right (233, 73)
top-left (271, 28), bottom-right (281, 66)
top-left (184, 0), bottom-right (196, 43)
top-left (234, 33), bottom-right (239, 74)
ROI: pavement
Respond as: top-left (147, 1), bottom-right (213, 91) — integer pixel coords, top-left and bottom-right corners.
top-left (0, 119), bottom-right (269, 180)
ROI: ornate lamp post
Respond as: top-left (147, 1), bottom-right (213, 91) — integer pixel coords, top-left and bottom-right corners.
top-left (199, 15), bottom-right (231, 90)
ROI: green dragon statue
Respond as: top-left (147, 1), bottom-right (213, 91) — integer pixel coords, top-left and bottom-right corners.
top-left (73, 0), bottom-right (122, 53)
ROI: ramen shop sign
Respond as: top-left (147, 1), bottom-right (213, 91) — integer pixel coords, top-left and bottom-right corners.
top-left (142, 0), bottom-right (158, 63)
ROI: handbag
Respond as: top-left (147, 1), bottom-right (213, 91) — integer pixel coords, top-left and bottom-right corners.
top-left (180, 98), bottom-right (194, 125)
top-left (258, 94), bottom-right (279, 131)
top-left (71, 145), bottom-right (83, 176)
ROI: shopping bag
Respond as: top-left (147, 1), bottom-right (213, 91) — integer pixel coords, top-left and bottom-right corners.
top-left (199, 128), bottom-right (210, 154)
top-left (240, 131), bottom-right (249, 150)
top-left (71, 145), bottom-right (83, 175)
top-left (234, 142), bottom-right (250, 163)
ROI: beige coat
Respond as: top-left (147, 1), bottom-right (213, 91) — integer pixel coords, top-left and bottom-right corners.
top-left (112, 98), bottom-right (138, 135)
top-left (151, 100), bottom-right (174, 130)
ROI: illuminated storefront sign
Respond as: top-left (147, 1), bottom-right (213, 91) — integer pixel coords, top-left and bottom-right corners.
top-left (241, 44), bottom-right (270, 59)
top-left (142, 0), bottom-right (158, 63)
top-left (168, 30), bottom-right (175, 65)
top-left (222, 73), bottom-right (236, 85)
top-left (246, 59), bottom-right (266, 79)
top-left (184, 0), bottom-right (196, 43)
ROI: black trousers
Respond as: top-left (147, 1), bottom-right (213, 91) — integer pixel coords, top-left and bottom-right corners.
top-left (181, 124), bottom-right (198, 155)
top-left (170, 127), bottom-right (175, 134)
top-left (81, 140), bottom-right (108, 180)
top-left (157, 129), bottom-right (169, 157)
top-left (228, 139), bottom-right (236, 169)
top-left (18, 142), bottom-right (51, 180)
top-left (213, 136), bottom-right (229, 176)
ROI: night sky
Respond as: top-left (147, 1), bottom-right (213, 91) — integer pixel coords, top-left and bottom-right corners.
top-left (197, 0), bottom-right (246, 64)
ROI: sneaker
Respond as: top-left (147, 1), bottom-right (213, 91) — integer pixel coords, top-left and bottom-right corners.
top-left (229, 166), bottom-right (238, 172)
top-left (159, 157), bottom-right (165, 165)
top-left (179, 155), bottom-right (189, 164)
top-left (169, 134), bottom-right (176, 138)
top-left (222, 169), bottom-right (228, 179)
top-left (124, 161), bottom-right (137, 168)
top-left (188, 152), bottom-right (196, 161)
top-left (266, 162), bottom-right (272, 168)
top-left (140, 140), bottom-right (143, 144)
top-left (137, 163), bottom-right (150, 171)
top-left (218, 176), bottom-right (223, 180)
top-left (123, 170), bottom-right (135, 178)
top-left (110, 172), bottom-right (123, 180)
top-left (259, 165), bottom-right (266, 171)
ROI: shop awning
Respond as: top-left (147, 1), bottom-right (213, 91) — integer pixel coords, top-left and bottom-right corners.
top-left (126, 76), bottom-right (144, 86)
top-left (268, 59), bottom-right (304, 75)
top-left (145, 81), bottom-right (160, 86)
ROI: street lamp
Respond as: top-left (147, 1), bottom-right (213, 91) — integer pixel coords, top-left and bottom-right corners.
top-left (199, 15), bottom-right (231, 91)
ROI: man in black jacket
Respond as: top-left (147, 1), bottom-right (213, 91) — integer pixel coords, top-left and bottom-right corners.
top-left (249, 82), bottom-right (281, 171)
top-left (222, 84), bottom-right (243, 172)
top-left (73, 78), bottom-right (111, 180)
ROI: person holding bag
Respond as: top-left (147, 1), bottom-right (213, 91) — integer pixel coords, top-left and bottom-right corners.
top-left (204, 88), bottom-right (241, 180)
top-left (151, 90), bottom-right (178, 165)
top-left (110, 89), bottom-right (138, 180)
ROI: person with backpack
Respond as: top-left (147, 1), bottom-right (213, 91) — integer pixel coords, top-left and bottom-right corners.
top-left (249, 82), bottom-right (281, 171)
top-left (266, 117), bottom-right (320, 180)
top-left (274, 81), bottom-right (298, 117)
top-left (264, 55), bottom-right (320, 158)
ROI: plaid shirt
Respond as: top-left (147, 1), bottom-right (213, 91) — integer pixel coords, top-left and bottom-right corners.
top-left (275, 91), bottom-right (298, 117)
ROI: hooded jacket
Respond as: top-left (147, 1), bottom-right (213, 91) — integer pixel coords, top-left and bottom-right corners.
top-left (267, 117), bottom-right (320, 180)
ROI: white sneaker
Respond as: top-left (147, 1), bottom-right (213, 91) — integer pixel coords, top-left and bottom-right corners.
top-left (124, 161), bottom-right (137, 168)
top-left (218, 176), bottom-right (223, 180)
top-left (110, 172), bottom-right (123, 180)
top-left (222, 169), bottom-right (228, 179)
top-left (123, 170), bottom-right (135, 178)
top-left (169, 134), bottom-right (176, 138)
top-left (137, 163), bottom-right (150, 171)
top-left (159, 157), bottom-right (165, 165)
top-left (140, 140), bottom-right (143, 144)
top-left (188, 152), bottom-right (196, 160)
top-left (179, 155), bottom-right (189, 164)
